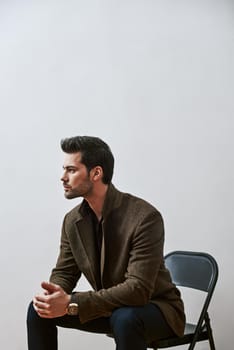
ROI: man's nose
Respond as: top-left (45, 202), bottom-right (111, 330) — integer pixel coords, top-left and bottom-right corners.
top-left (61, 172), bottom-right (68, 182)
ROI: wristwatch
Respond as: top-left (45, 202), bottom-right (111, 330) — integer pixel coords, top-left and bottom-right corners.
top-left (67, 302), bottom-right (79, 316)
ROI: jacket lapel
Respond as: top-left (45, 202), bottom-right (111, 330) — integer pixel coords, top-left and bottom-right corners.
top-left (74, 185), bottom-right (123, 289)
top-left (100, 219), bottom-right (105, 281)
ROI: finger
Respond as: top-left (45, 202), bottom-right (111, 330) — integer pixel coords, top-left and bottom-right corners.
top-left (41, 281), bottom-right (60, 293)
top-left (34, 294), bottom-right (48, 303)
top-left (34, 300), bottom-right (50, 310)
top-left (36, 307), bottom-right (51, 318)
top-left (33, 300), bottom-right (51, 317)
top-left (34, 303), bottom-right (55, 319)
top-left (33, 297), bottom-right (50, 314)
top-left (37, 311), bottom-right (53, 319)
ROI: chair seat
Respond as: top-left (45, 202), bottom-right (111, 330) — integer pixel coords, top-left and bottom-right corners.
top-left (151, 323), bottom-right (209, 348)
top-left (107, 323), bottom-right (209, 349)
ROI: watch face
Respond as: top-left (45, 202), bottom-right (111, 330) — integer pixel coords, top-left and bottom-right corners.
top-left (68, 303), bottom-right (78, 316)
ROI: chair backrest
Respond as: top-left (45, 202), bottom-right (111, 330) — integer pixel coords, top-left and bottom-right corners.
top-left (164, 251), bottom-right (218, 293)
top-left (165, 250), bottom-right (218, 341)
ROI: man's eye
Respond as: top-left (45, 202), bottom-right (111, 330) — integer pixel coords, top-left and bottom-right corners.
top-left (68, 169), bottom-right (76, 173)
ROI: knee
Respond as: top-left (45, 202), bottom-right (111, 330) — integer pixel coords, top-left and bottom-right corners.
top-left (110, 307), bottom-right (142, 333)
top-left (27, 301), bottom-right (40, 325)
top-left (27, 301), bottom-right (35, 320)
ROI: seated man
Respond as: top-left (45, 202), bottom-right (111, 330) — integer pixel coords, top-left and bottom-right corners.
top-left (27, 135), bottom-right (185, 350)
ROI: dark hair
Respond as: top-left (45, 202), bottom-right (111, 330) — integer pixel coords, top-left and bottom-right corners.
top-left (60, 136), bottom-right (114, 184)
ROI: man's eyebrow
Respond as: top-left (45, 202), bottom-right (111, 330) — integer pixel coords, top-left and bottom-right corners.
top-left (62, 165), bottom-right (78, 170)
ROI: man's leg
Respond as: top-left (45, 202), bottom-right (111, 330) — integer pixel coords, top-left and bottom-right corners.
top-left (27, 302), bottom-right (174, 350)
top-left (110, 304), bottom-right (175, 350)
top-left (27, 302), bottom-right (58, 350)
top-left (27, 301), bottom-right (111, 350)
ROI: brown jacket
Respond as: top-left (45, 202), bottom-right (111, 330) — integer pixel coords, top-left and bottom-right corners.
top-left (50, 184), bottom-right (185, 337)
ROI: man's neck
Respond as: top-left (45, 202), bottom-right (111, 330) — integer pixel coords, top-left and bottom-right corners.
top-left (85, 184), bottom-right (108, 221)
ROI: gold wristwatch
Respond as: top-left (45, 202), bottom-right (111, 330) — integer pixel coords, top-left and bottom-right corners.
top-left (67, 302), bottom-right (79, 316)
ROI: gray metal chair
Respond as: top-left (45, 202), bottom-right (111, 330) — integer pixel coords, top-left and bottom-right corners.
top-left (150, 250), bottom-right (218, 350)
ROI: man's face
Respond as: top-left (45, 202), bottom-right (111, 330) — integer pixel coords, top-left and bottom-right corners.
top-left (61, 152), bottom-right (93, 199)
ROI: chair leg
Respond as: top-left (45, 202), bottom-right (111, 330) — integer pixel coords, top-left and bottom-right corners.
top-left (204, 313), bottom-right (216, 350)
top-left (187, 339), bottom-right (197, 350)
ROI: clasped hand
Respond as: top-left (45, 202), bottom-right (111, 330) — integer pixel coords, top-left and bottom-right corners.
top-left (33, 281), bottom-right (70, 318)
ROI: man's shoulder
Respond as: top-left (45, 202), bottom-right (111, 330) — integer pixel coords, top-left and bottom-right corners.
top-left (111, 184), bottom-right (158, 207)
top-left (115, 187), bottom-right (162, 219)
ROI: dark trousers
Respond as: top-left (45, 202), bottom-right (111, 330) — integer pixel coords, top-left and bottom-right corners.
top-left (27, 301), bottom-right (174, 350)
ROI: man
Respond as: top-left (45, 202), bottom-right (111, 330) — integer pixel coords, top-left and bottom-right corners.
top-left (27, 136), bottom-right (185, 350)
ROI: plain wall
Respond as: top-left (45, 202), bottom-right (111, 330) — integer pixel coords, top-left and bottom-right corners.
top-left (0, 0), bottom-right (233, 349)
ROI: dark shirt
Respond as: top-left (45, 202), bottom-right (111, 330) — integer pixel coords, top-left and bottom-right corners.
top-left (89, 208), bottom-right (103, 290)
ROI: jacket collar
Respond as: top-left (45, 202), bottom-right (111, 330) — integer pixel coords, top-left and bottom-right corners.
top-left (76, 183), bottom-right (122, 222)
top-left (102, 183), bottom-right (122, 219)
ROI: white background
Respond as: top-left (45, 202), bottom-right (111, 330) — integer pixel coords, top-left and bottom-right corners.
top-left (0, 0), bottom-right (233, 349)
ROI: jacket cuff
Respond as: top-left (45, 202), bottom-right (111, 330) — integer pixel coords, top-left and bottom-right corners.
top-left (70, 292), bottom-right (78, 304)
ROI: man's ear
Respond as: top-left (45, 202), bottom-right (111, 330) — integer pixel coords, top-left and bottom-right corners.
top-left (91, 166), bottom-right (103, 181)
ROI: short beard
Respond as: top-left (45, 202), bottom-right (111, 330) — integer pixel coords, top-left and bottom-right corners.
top-left (64, 182), bottom-right (93, 200)
top-left (64, 190), bottom-right (81, 199)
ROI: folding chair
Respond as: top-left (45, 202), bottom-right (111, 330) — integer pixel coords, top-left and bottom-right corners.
top-left (151, 250), bottom-right (218, 350)
top-left (107, 250), bottom-right (218, 350)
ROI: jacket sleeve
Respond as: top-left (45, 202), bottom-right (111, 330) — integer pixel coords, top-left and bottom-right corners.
top-left (73, 211), bottom-right (164, 323)
top-left (49, 215), bottom-right (81, 294)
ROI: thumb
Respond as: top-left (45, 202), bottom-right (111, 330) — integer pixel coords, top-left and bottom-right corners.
top-left (41, 281), bottom-right (60, 293)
